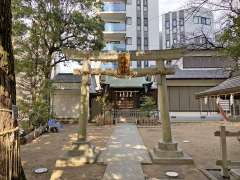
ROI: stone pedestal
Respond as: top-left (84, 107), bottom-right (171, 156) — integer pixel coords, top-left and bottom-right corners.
top-left (149, 141), bottom-right (193, 164)
top-left (230, 169), bottom-right (240, 180)
top-left (56, 141), bottom-right (99, 168)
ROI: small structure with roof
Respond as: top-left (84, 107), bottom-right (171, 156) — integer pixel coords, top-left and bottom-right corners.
top-left (51, 73), bottom-right (101, 122)
top-left (196, 72), bottom-right (240, 121)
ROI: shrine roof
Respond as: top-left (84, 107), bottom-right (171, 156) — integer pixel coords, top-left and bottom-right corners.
top-left (196, 75), bottom-right (240, 97)
top-left (102, 76), bottom-right (152, 88)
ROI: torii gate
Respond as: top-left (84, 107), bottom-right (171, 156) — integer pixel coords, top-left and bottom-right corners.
top-left (63, 48), bottom-right (223, 163)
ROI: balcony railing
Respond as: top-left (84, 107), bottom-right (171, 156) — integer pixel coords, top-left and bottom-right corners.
top-left (104, 23), bottom-right (126, 32)
top-left (103, 43), bottom-right (126, 51)
top-left (103, 3), bottom-right (126, 12)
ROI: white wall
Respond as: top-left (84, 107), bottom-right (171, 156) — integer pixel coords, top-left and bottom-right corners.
top-left (162, 7), bottom-right (215, 49)
top-left (148, 0), bottom-right (160, 50)
top-left (126, 0), bottom-right (137, 51)
top-left (184, 8), bottom-right (214, 42)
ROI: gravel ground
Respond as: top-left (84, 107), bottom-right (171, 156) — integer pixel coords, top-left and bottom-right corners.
top-left (21, 124), bottom-right (114, 180)
top-left (139, 121), bottom-right (240, 180)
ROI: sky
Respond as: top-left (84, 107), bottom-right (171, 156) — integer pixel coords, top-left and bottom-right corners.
top-left (159, 0), bottom-right (188, 14)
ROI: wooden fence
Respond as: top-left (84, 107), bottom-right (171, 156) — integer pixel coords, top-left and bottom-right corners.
top-left (0, 109), bottom-right (21, 180)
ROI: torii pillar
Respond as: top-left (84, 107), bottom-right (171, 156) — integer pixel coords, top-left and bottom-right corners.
top-left (149, 60), bottom-right (193, 164)
top-left (66, 58), bottom-right (98, 164)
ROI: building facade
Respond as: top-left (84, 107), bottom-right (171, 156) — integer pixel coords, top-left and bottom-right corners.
top-left (162, 7), bottom-right (214, 49)
top-left (100, 0), bottom-right (159, 68)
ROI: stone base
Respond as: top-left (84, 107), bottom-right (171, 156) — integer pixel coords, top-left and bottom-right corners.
top-left (230, 169), bottom-right (240, 180)
top-left (55, 141), bottom-right (99, 167)
top-left (149, 141), bottom-right (194, 164)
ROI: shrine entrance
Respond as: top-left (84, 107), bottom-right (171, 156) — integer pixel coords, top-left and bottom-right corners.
top-left (114, 90), bottom-right (139, 109)
top-left (62, 48), bottom-right (221, 164)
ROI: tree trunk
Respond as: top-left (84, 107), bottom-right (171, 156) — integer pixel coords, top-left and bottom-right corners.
top-left (0, 0), bottom-right (25, 179)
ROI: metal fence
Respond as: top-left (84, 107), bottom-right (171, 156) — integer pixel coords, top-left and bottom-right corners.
top-left (102, 109), bottom-right (160, 126)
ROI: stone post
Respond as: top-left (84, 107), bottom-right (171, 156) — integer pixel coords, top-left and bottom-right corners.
top-left (63, 59), bottom-right (97, 165)
top-left (150, 60), bottom-right (193, 164)
top-left (78, 60), bottom-right (89, 142)
top-left (157, 65), bottom-right (172, 143)
top-left (156, 60), bottom-right (172, 142)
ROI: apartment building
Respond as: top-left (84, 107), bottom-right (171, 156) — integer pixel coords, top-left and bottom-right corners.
top-left (100, 0), bottom-right (160, 68)
top-left (162, 7), bottom-right (214, 49)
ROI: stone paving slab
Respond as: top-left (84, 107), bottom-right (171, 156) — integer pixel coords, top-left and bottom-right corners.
top-left (102, 160), bottom-right (145, 180)
top-left (98, 123), bottom-right (152, 180)
top-left (97, 123), bottom-right (152, 164)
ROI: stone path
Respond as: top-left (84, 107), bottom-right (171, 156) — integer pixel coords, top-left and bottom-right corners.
top-left (98, 123), bottom-right (152, 180)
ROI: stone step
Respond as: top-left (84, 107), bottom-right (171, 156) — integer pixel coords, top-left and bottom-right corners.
top-left (149, 149), bottom-right (194, 164)
top-left (230, 169), bottom-right (240, 180)
top-left (153, 146), bottom-right (184, 158)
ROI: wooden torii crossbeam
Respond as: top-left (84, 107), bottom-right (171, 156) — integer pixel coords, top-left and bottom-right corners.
top-left (64, 48), bottom-right (224, 142)
top-left (64, 48), bottom-right (224, 163)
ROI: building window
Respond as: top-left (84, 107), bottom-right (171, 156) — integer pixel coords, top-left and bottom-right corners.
top-left (126, 17), bottom-right (132, 25)
top-left (180, 26), bottom-right (184, 32)
top-left (137, 61), bottom-right (141, 68)
top-left (194, 16), bottom-right (211, 25)
top-left (137, 17), bottom-right (141, 26)
top-left (172, 19), bottom-right (177, 27)
top-left (127, 37), bottom-right (132, 45)
top-left (179, 18), bottom-right (184, 26)
top-left (144, 31), bottom-right (148, 37)
top-left (173, 27), bottom-right (177, 33)
top-left (143, 6), bottom-right (147, 11)
top-left (137, 30), bottom-right (141, 36)
top-left (166, 40), bottom-right (170, 48)
top-left (206, 18), bottom-right (211, 25)
top-left (193, 16), bottom-right (200, 24)
top-left (137, 0), bottom-right (141, 5)
top-left (127, 0), bottom-right (132, 4)
top-left (144, 26), bottom-right (148, 31)
top-left (201, 17), bottom-right (206, 25)
top-left (137, 37), bottom-right (141, 46)
top-left (173, 39), bottom-right (177, 45)
top-left (165, 21), bottom-right (170, 28)
top-left (166, 29), bottom-right (170, 34)
top-left (137, 26), bottom-right (141, 31)
top-left (144, 18), bottom-right (148, 26)
top-left (143, 0), bottom-right (147, 6)
top-left (144, 61), bottom-right (149, 67)
top-left (144, 37), bottom-right (148, 46)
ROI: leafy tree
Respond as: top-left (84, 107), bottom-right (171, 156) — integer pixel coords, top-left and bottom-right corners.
top-left (0, 0), bottom-right (25, 179)
top-left (140, 96), bottom-right (157, 112)
top-left (221, 15), bottom-right (240, 70)
top-left (12, 0), bottom-right (104, 125)
top-left (13, 0), bottom-right (104, 78)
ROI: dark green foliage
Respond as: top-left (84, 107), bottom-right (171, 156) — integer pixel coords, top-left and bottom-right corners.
top-left (12, 0), bottom-right (104, 128)
top-left (140, 96), bottom-right (157, 112)
top-left (221, 16), bottom-right (240, 66)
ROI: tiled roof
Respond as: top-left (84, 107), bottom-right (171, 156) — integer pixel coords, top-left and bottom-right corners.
top-left (52, 73), bottom-right (97, 93)
top-left (166, 68), bottom-right (229, 79)
top-left (52, 73), bottom-right (81, 83)
top-left (196, 75), bottom-right (240, 97)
